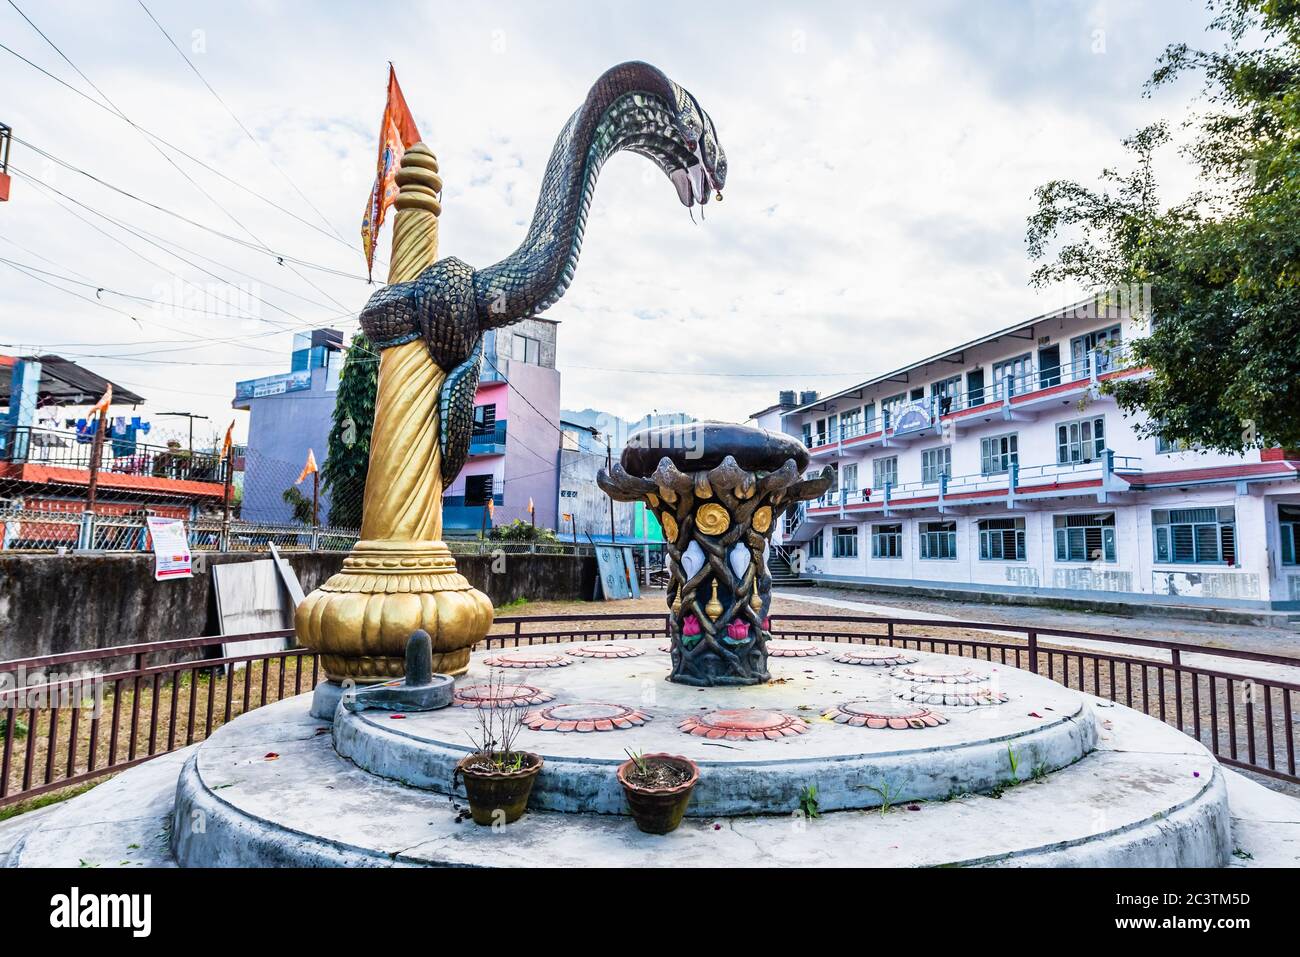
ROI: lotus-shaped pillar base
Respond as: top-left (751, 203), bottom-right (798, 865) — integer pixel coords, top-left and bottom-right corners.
top-left (295, 539), bottom-right (494, 683)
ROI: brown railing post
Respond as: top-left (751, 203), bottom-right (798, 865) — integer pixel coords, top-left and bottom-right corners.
top-left (1027, 630), bottom-right (1038, 675)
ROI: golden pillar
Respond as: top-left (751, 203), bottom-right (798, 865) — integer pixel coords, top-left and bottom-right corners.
top-left (296, 144), bottom-right (495, 682)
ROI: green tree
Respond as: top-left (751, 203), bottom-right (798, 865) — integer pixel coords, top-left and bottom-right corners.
top-left (282, 486), bottom-right (316, 525)
top-left (489, 519), bottom-right (558, 544)
top-left (321, 333), bottom-right (378, 528)
top-left (1027, 0), bottom-right (1300, 453)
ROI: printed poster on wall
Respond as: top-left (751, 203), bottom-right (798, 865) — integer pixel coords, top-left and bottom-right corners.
top-left (146, 516), bottom-right (193, 581)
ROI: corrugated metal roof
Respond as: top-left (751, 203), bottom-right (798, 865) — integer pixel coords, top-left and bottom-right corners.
top-left (0, 354), bottom-right (145, 406)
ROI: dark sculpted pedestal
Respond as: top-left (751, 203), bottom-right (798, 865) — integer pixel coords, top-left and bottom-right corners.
top-left (598, 423), bottom-right (831, 686)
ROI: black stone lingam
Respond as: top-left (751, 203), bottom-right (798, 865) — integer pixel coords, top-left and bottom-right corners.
top-left (598, 422), bottom-right (831, 686)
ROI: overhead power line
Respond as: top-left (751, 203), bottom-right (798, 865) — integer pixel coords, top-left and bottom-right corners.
top-left (0, 38), bottom-right (378, 264)
top-left (6, 0), bottom-right (356, 314)
top-left (135, 0), bottom-right (351, 249)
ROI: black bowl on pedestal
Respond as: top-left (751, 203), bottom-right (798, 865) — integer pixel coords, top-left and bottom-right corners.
top-left (620, 421), bottom-right (809, 477)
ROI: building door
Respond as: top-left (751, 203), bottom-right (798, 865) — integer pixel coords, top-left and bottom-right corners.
top-left (967, 368), bottom-right (985, 406)
top-left (1038, 345), bottom-right (1061, 388)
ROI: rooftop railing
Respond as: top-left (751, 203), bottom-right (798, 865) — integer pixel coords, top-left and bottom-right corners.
top-left (1, 425), bottom-right (228, 485)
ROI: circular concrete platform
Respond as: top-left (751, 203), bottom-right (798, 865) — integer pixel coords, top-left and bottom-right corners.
top-left (331, 638), bottom-right (1098, 816)
top-left (155, 691), bottom-right (1229, 868)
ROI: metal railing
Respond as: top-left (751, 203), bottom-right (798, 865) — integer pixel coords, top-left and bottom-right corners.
top-left (806, 450), bottom-right (1141, 511)
top-left (484, 612), bottom-right (1299, 787)
top-left (2, 425), bottom-right (228, 485)
top-left (806, 344), bottom-right (1141, 449)
top-left (2, 609), bottom-right (1294, 809)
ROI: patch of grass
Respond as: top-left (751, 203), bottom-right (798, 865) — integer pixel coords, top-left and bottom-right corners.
top-left (0, 780), bottom-right (102, 823)
top-left (498, 597), bottom-right (530, 609)
top-left (0, 715), bottom-right (29, 740)
top-left (865, 780), bottom-right (905, 816)
top-left (798, 783), bottom-right (820, 819)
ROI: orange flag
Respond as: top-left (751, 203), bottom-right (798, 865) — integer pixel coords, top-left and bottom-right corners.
top-left (360, 65), bottom-right (422, 279)
top-left (486, 498), bottom-right (495, 519)
top-left (221, 420), bottom-right (235, 460)
top-left (296, 449), bottom-right (319, 485)
top-left (87, 383), bottom-right (112, 420)
top-left (528, 497), bottom-right (535, 514)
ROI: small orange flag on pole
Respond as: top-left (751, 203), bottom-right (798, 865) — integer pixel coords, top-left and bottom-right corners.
top-left (360, 64), bottom-right (422, 280)
top-left (296, 449), bottom-right (319, 486)
top-left (486, 498), bottom-right (495, 519)
top-left (221, 420), bottom-right (235, 461)
top-left (87, 383), bottom-right (112, 421)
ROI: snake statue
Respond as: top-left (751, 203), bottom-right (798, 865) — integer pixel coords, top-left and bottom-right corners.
top-left (358, 60), bottom-right (727, 486)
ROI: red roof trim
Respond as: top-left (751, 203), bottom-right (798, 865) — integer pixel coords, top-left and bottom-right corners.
top-left (0, 462), bottom-right (225, 499)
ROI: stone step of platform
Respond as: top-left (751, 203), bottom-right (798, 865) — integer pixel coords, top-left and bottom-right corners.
top-left (6, 691), bottom-right (1234, 868)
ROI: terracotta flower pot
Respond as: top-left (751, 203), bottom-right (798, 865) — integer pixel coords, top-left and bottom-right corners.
top-left (617, 753), bottom-right (699, 834)
top-left (455, 751), bottom-right (543, 826)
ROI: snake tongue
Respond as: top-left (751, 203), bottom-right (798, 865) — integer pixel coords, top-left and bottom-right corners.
top-left (688, 163), bottom-right (708, 205)
top-left (669, 168), bottom-right (694, 207)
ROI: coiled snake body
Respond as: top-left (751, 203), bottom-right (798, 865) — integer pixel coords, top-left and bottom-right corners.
top-left (359, 61), bottom-right (727, 484)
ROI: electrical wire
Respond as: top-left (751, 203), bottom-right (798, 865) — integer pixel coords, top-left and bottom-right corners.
top-left (0, 38), bottom-right (383, 267)
top-left (135, 0), bottom-right (350, 248)
top-left (6, 0), bottom-right (357, 313)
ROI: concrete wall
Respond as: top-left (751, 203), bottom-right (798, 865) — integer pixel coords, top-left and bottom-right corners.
top-left (0, 551), bottom-right (596, 664)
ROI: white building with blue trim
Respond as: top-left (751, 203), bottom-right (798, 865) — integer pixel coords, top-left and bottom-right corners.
top-left (753, 299), bottom-right (1300, 614)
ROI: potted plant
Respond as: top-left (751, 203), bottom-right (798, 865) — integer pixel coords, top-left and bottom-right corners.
top-left (617, 750), bottom-right (699, 834)
top-left (453, 673), bottom-right (543, 826)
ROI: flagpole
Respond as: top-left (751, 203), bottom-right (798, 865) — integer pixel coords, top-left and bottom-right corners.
top-left (82, 404), bottom-right (107, 549)
top-left (220, 444), bottom-right (233, 551)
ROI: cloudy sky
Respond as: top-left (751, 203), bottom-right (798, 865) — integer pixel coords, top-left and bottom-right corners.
top-left (1, 0), bottom-right (1220, 447)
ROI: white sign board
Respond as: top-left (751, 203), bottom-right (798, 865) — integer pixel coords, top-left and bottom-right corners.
top-left (145, 516), bottom-right (192, 581)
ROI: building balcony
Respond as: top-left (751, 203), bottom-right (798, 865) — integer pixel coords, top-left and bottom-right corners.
top-left (801, 345), bottom-right (1149, 454)
top-left (803, 451), bottom-right (1142, 519)
top-left (468, 421), bottom-right (508, 456)
top-left (0, 425), bottom-right (228, 497)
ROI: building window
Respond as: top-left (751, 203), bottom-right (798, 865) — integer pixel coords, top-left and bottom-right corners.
top-left (1053, 512), bottom-right (1116, 563)
top-left (561, 428), bottom-right (580, 451)
top-left (840, 408), bottom-right (861, 439)
top-left (979, 517), bottom-right (1026, 561)
top-left (802, 422), bottom-right (812, 447)
top-left (1155, 433), bottom-right (1194, 455)
top-left (921, 447), bottom-right (951, 485)
top-left (832, 526), bottom-right (858, 558)
top-left (807, 530), bottom-right (824, 559)
top-left (919, 520), bottom-right (958, 560)
top-left (464, 474), bottom-right (495, 507)
top-left (842, 463), bottom-right (858, 492)
top-left (980, 433), bottom-right (1018, 475)
top-left (1071, 325), bottom-right (1122, 376)
top-left (882, 393), bottom-right (906, 431)
top-left (871, 523), bottom-right (902, 558)
top-left (931, 375), bottom-right (961, 415)
top-left (1056, 416), bottom-right (1105, 465)
top-left (1153, 507), bottom-right (1237, 565)
top-left (473, 403), bottom-right (497, 434)
top-left (1281, 506), bottom-right (1300, 565)
top-left (511, 334), bottom-right (541, 365)
top-left (872, 455), bottom-right (898, 489)
top-left (992, 353), bottom-right (1032, 398)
